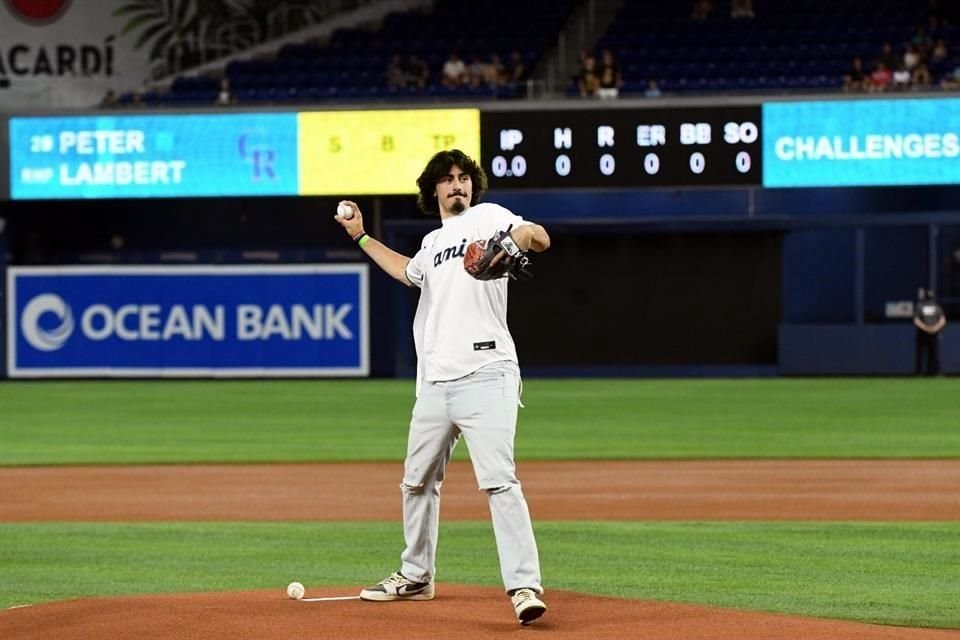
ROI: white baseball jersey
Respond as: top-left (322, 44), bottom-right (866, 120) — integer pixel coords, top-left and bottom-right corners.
top-left (404, 202), bottom-right (531, 393)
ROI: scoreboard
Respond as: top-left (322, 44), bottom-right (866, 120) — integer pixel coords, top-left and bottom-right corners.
top-left (6, 110), bottom-right (479, 199)
top-left (5, 97), bottom-right (960, 199)
top-left (480, 106), bottom-right (762, 189)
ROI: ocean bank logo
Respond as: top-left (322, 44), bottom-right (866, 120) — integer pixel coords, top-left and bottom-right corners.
top-left (21, 293), bottom-right (75, 351)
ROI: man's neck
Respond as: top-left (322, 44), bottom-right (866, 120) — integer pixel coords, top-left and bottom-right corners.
top-left (439, 207), bottom-right (468, 220)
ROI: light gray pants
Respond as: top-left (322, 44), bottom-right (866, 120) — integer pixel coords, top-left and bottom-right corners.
top-left (399, 360), bottom-right (542, 594)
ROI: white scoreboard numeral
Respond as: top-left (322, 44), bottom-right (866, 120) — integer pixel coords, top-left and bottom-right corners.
top-left (599, 153), bottom-right (615, 176)
top-left (555, 154), bottom-right (571, 176)
top-left (689, 152), bottom-right (705, 174)
top-left (510, 155), bottom-right (527, 177)
top-left (644, 153), bottom-right (660, 175)
top-left (735, 151), bottom-right (752, 173)
top-left (491, 156), bottom-right (508, 178)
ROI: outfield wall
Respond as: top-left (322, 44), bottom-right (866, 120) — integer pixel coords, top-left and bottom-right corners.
top-left (780, 324), bottom-right (960, 375)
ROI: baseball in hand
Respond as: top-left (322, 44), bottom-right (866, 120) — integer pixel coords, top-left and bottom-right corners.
top-left (286, 581), bottom-right (305, 600)
top-left (336, 202), bottom-right (355, 220)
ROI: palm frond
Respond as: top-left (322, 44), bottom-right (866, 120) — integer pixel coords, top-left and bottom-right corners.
top-left (149, 31), bottom-right (177, 61)
top-left (174, 0), bottom-right (197, 27)
top-left (135, 21), bottom-right (173, 50)
top-left (120, 13), bottom-right (164, 36)
top-left (113, 0), bottom-right (163, 11)
top-left (222, 0), bottom-right (255, 14)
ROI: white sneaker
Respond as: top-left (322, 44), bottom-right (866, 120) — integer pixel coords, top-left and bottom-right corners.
top-left (510, 588), bottom-right (547, 625)
top-left (360, 572), bottom-right (435, 601)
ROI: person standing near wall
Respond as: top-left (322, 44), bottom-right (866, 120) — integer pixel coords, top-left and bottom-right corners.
top-left (914, 288), bottom-right (947, 375)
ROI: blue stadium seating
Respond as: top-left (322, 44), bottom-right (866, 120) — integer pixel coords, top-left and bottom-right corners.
top-left (146, 0), bottom-right (573, 105)
top-left (573, 0), bottom-right (957, 96)
top-left (127, 0), bottom-right (959, 104)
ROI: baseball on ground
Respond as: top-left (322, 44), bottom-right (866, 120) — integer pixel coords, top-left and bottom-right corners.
top-left (286, 581), bottom-right (305, 600)
top-left (336, 202), bottom-right (354, 219)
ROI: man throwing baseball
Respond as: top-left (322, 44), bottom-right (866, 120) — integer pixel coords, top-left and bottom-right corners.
top-left (333, 149), bottom-right (550, 625)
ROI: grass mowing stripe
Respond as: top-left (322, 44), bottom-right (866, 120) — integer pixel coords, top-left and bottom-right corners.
top-left (0, 522), bottom-right (957, 629)
top-left (2, 379), bottom-right (960, 464)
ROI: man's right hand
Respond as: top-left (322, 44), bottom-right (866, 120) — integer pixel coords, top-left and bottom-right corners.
top-left (333, 200), bottom-right (365, 238)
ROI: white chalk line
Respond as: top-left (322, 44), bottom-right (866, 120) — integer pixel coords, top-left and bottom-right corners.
top-left (6, 604), bottom-right (33, 610)
top-left (300, 595), bottom-right (361, 602)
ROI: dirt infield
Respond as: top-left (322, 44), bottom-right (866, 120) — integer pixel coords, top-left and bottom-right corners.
top-left (4, 586), bottom-right (960, 640)
top-left (3, 459), bottom-right (958, 521)
top-left (2, 459), bottom-right (958, 639)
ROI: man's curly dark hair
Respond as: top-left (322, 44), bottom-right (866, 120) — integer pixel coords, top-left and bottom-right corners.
top-left (416, 149), bottom-right (488, 216)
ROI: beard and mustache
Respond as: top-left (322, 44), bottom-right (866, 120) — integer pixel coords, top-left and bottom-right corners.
top-left (448, 193), bottom-right (467, 214)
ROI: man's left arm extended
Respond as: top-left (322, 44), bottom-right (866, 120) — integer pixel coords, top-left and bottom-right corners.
top-left (512, 224), bottom-right (551, 253)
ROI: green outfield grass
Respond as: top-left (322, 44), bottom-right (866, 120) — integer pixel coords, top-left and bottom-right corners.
top-left (3, 378), bottom-right (957, 629)
top-left (1, 522), bottom-right (957, 628)
top-left (1, 378), bottom-right (959, 465)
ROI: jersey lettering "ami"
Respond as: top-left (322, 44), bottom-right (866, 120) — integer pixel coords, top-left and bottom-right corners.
top-left (433, 239), bottom-right (468, 267)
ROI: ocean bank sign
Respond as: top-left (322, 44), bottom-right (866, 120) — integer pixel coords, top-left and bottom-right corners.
top-left (7, 265), bottom-right (368, 377)
top-left (763, 98), bottom-right (960, 187)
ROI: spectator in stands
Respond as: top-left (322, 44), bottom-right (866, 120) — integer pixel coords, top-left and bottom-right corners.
top-left (441, 52), bottom-right (467, 86)
top-left (941, 59), bottom-right (960, 89)
top-left (910, 26), bottom-right (933, 55)
top-left (386, 54), bottom-right (406, 89)
top-left (486, 53), bottom-right (506, 87)
top-left (467, 55), bottom-right (490, 88)
top-left (914, 288), bottom-right (947, 376)
top-left (644, 79), bottom-right (662, 98)
top-left (577, 54), bottom-right (600, 97)
top-left (869, 62), bottom-right (892, 92)
top-left (876, 42), bottom-right (899, 71)
top-left (903, 44), bottom-right (922, 71)
top-left (843, 57), bottom-right (867, 92)
top-left (99, 89), bottom-right (118, 108)
top-left (913, 62), bottom-right (933, 87)
top-left (406, 55), bottom-right (429, 89)
top-left (597, 49), bottom-right (623, 99)
top-left (216, 77), bottom-right (233, 105)
top-left (730, 0), bottom-right (754, 19)
top-left (506, 50), bottom-right (528, 85)
top-left (931, 39), bottom-right (948, 63)
top-left (690, 0), bottom-right (713, 20)
top-left (892, 63), bottom-right (912, 90)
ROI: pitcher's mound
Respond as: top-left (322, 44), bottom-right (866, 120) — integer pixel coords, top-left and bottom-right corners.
top-left (3, 585), bottom-right (957, 640)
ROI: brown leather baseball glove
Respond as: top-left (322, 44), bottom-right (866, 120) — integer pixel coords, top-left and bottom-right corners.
top-left (463, 226), bottom-right (533, 281)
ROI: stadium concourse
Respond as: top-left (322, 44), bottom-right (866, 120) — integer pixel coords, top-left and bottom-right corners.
top-left (1, 460), bottom-right (959, 640)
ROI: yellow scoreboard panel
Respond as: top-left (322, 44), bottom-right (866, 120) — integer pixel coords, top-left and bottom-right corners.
top-left (298, 109), bottom-right (481, 195)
